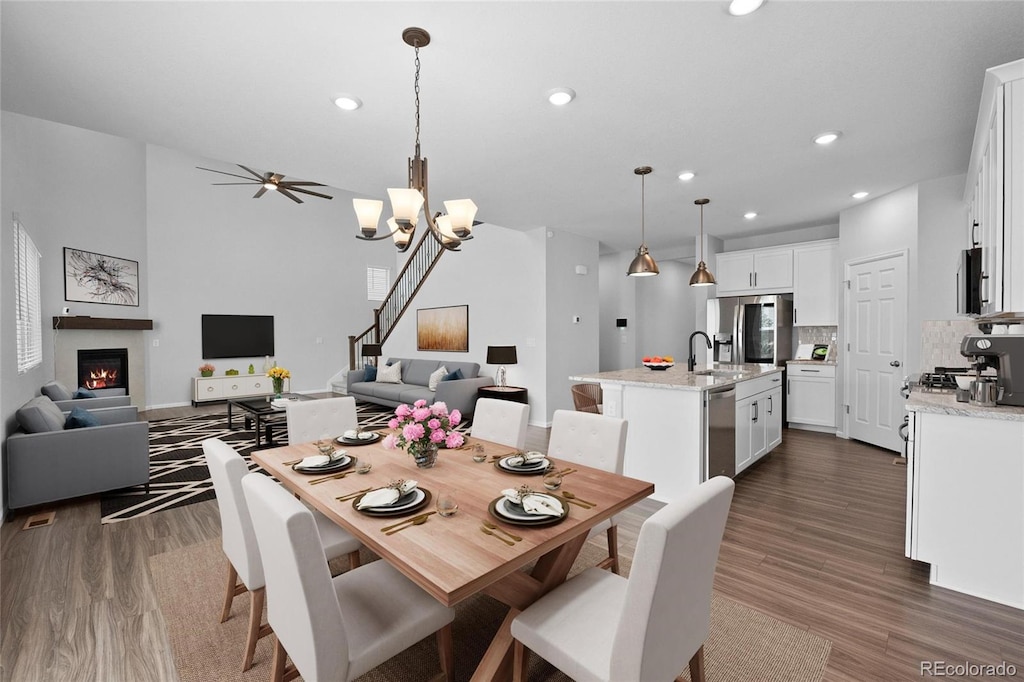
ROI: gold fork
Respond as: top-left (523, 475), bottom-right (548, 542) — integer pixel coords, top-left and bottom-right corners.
top-left (335, 488), bottom-right (372, 502)
top-left (481, 520), bottom-right (522, 542)
top-left (308, 471), bottom-right (350, 485)
top-left (480, 526), bottom-right (514, 546)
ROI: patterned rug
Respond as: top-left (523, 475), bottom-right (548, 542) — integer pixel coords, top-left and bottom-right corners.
top-left (99, 402), bottom-right (469, 524)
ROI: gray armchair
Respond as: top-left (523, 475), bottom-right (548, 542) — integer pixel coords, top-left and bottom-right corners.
top-left (6, 396), bottom-right (149, 509)
top-left (41, 380), bottom-right (131, 411)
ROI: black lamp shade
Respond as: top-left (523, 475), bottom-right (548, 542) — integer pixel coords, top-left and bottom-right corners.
top-left (487, 345), bottom-right (517, 365)
top-left (362, 343), bottom-right (383, 357)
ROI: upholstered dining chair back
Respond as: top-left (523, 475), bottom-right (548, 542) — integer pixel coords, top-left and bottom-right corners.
top-left (286, 396), bottom-right (357, 444)
top-left (610, 476), bottom-right (734, 680)
top-left (547, 410), bottom-right (626, 474)
top-left (570, 383), bottom-right (602, 414)
top-left (204, 438), bottom-right (264, 589)
top-left (471, 398), bottom-right (530, 450)
top-left (242, 473), bottom-right (351, 681)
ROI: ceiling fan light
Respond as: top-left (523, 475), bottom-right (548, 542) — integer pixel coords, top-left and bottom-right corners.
top-left (444, 199), bottom-right (478, 237)
top-left (387, 187), bottom-right (423, 228)
top-left (627, 246), bottom-right (660, 277)
top-left (263, 181), bottom-right (277, 191)
top-left (689, 261), bottom-right (717, 287)
top-left (729, 0), bottom-right (765, 16)
top-left (353, 198), bottom-right (384, 237)
top-left (546, 87), bottom-right (576, 106)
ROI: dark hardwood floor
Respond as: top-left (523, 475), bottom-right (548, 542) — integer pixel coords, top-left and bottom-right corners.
top-left (2, 416), bottom-right (1021, 681)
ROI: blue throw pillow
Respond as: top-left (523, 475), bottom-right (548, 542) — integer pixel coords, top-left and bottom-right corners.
top-left (442, 368), bottom-right (464, 382)
top-left (65, 406), bottom-right (101, 429)
top-left (73, 387), bottom-right (97, 399)
top-left (363, 365), bottom-right (378, 382)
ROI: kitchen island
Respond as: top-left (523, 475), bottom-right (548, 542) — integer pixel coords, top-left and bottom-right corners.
top-left (569, 364), bottom-right (784, 503)
top-left (905, 391), bottom-right (1024, 609)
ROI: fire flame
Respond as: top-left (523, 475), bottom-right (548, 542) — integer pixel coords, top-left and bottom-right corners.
top-left (85, 368), bottom-right (119, 389)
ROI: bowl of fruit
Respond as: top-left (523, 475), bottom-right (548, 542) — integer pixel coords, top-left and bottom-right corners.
top-left (642, 355), bottom-right (675, 370)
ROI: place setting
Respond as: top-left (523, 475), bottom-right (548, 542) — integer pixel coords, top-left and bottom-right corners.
top-left (335, 428), bottom-right (382, 446)
top-left (285, 436), bottom-right (359, 483)
top-left (492, 450), bottom-right (550, 475)
top-left (487, 484), bottom-right (569, 528)
top-left (352, 479), bottom-right (433, 519)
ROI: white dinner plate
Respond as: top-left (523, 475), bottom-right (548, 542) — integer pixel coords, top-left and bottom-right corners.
top-left (294, 453), bottom-right (351, 472)
top-left (498, 456), bottom-right (549, 472)
top-left (365, 488), bottom-right (424, 512)
top-left (495, 494), bottom-right (562, 520)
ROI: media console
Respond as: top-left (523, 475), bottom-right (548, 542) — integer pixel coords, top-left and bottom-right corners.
top-left (191, 373), bottom-right (290, 406)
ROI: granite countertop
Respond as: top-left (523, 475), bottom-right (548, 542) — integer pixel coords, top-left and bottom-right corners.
top-left (569, 364), bottom-right (783, 391)
top-left (906, 391), bottom-right (1024, 421)
top-left (787, 359), bottom-right (838, 366)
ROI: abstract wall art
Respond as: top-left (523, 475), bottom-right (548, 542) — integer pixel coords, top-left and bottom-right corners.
top-left (64, 247), bottom-right (140, 307)
top-left (416, 304), bottom-right (469, 352)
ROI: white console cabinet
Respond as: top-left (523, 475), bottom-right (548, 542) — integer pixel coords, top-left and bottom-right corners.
top-left (787, 364), bottom-right (836, 430)
top-left (192, 374), bottom-right (288, 405)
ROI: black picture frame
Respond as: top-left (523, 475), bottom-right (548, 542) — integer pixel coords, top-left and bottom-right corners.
top-left (64, 247), bottom-right (140, 307)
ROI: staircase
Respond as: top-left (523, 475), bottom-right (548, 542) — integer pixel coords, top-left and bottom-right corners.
top-left (348, 226), bottom-right (447, 368)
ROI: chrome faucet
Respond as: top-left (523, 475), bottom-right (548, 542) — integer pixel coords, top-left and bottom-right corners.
top-left (688, 331), bottom-right (712, 372)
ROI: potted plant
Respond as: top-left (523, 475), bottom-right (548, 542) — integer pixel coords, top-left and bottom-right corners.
top-left (382, 400), bottom-right (465, 468)
top-left (199, 363), bottom-right (215, 378)
top-left (266, 365), bottom-right (291, 398)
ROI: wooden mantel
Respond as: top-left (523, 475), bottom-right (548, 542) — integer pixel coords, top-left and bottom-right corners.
top-left (52, 316), bottom-right (153, 331)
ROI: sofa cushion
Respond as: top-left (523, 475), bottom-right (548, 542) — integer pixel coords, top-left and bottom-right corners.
top-left (399, 386), bottom-right (436, 405)
top-left (16, 396), bottom-right (66, 433)
top-left (403, 359), bottom-right (440, 387)
top-left (363, 365), bottom-right (378, 382)
top-left (40, 381), bottom-right (73, 402)
top-left (369, 382), bottom-right (410, 402)
top-left (377, 361), bottom-right (403, 384)
top-left (73, 387), bottom-right (98, 399)
top-left (65, 406), bottom-right (101, 429)
top-left (443, 368), bottom-right (465, 382)
top-left (428, 366), bottom-right (448, 392)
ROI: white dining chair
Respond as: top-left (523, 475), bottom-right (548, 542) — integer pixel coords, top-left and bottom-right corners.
top-left (285, 396), bottom-right (358, 444)
top-left (470, 397), bottom-right (530, 450)
top-left (511, 476), bottom-right (735, 682)
top-left (241, 472), bottom-right (456, 682)
top-left (203, 438), bottom-right (362, 672)
top-left (546, 409), bottom-right (628, 573)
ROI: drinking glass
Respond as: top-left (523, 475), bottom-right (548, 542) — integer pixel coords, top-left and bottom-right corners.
top-left (355, 454), bottom-right (373, 474)
top-left (436, 491), bottom-right (459, 517)
top-left (542, 468), bottom-right (563, 491)
top-left (317, 433), bottom-right (336, 458)
top-left (471, 444), bottom-right (486, 463)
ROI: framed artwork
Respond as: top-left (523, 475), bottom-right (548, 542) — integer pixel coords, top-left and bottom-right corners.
top-left (417, 305), bottom-right (469, 352)
top-left (64, 247), bottom-right (140, 307)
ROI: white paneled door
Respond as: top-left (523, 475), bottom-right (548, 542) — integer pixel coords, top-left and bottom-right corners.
top-left (845, 251), bottom-right (908, 453)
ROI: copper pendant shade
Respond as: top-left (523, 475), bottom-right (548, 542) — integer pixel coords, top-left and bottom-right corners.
top-left (627, 166), bottom-right (660, 277)
top-left (689, 198), bottom-right (717, 287)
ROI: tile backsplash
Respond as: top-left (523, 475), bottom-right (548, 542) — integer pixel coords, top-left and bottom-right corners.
top-left (795, 326), bottom-right (839, 362)
top-left (919, 320), bottom-right (978, 371)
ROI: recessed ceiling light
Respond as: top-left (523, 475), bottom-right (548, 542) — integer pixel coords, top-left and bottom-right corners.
top-left (546, 87), bottom-right (576, 106)
top-left (678, 171), bottom-right (695, 181)
top-left (333, 95), bottom-right (363, 111)
top-left (729, 0), bottom-right (766, 17)
top-left (744, 212), bottom-right (757, 219)
top-left (851, 191), bottom-right (869, 199)
top-left (813, 131), bottom-right (842, 145)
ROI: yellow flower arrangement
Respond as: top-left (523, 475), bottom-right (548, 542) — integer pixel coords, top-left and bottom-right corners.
top-left (267, 366), bottom-right (291, 380)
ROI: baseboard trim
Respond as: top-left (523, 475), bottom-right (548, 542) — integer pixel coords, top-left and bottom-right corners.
top-left (786, 423), bottom-right (838, 435)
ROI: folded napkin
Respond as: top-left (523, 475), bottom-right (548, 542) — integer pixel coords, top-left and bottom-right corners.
top-left (357, 480), bottom-right (418, 509)
top-left (505, 451), bottom-right (547, 467)
top-left (343, 429), bottom-right (359, 439)
top-left (501, 488), bottom-right (564, 517)
top-left (358, 431), bottom-right (376, 440)
top-left (297, 454), bottom-right (334, 468)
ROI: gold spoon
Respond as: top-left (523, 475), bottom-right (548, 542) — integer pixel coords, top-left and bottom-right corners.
top-left (385, 515), bottom-right (430, 535)
top-left (562, 491), bottom-right (595, 506)
top-left (480, 526), bottom-right (514, 546)
top-left (309, 471), bottom-right (349, 485)
top-left (482, 520), bottom-right (522, 542)
top-left (380, 511), bottom-right (435, 532)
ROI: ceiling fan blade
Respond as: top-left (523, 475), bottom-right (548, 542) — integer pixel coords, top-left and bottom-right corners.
top-left (211, 182), bottom-right (260, 185)
top-left (253, 187), bottom-right (268, 199)
top-left (196, 166), bottom-right (259, 181)
top-left (284, 185), bottom-right (333, 200)
top-left (280, 181), bottom-right (327, 187)
top-left (277, 187), bottom-right (304, 203)
top-left (237, 164), bottom-right (266, 181)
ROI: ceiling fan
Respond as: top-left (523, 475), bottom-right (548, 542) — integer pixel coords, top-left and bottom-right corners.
top-left (197, 164), bottom-right (333, 203)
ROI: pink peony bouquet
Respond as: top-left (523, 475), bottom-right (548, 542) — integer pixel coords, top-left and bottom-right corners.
top-left (382, 400), bottom-right (464, 459)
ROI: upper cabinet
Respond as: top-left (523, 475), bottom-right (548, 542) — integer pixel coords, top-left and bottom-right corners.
top-left (793, 240), bottom-right (839, 326)
top-left (715, 247), bottom-right (793, 295)
top-left (965, 58), bottom-right (1024, 317)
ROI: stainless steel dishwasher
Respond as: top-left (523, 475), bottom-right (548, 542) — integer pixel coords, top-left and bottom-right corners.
top-left (705, 386), bottom-right (737, 479)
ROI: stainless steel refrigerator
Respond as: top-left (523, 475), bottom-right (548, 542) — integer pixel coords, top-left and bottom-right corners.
top-left (707, 295), bottom-right (793, 366)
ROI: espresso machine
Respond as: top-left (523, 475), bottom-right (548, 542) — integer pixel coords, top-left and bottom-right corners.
top-left (960, 334), bottom-right (1024, 406)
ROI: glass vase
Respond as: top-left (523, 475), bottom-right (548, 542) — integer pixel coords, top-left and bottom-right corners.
top-left (272, 377), bottom-right (284, 399)
top-left (410, 443), bottom-right (439, 469)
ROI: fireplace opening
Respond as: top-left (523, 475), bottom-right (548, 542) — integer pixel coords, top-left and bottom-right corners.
top-left (77, 348), bottom-right (129, 395)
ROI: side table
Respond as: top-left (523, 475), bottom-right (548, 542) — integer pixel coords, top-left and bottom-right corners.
top-left (478, 385), bottom-right (528, 404)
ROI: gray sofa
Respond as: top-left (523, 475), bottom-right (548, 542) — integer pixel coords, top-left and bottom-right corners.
top-left (346, 357), bottom-right (492, 417)
top-left (6, 396), bottom-right (149, 509)
top-left (41, 380), bottom-right (131, 411)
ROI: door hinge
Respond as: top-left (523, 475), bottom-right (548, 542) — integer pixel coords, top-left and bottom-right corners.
top-left (844, 279), bottom-right (851, 289)
top-left (845, 404), bottom-right (850, 414)
top-left (846, 342), bottom-right (850, 351)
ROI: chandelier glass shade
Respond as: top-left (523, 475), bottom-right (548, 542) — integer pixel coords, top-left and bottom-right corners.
top-left (353, 28), bottom-right (477, 252)
top-left (689, 198), bottom-right (717, 287)
top-left (627, 166), bottom-right (659, 277)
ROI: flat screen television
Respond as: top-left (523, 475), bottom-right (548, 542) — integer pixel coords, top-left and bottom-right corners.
top-left (202, 314), bottom-right (275, 359)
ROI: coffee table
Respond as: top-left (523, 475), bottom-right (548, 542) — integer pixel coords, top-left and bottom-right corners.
top-left (227, 393), bottom-right (314, 447)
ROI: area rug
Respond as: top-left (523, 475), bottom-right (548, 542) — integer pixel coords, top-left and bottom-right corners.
top-left (100, 402), bottom-right (470, 524)
top-left (151, 539), bottom-right (831, 682)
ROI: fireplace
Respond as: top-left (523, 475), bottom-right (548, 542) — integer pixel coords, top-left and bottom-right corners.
top-left (77, 348), bottom-right (129, 394)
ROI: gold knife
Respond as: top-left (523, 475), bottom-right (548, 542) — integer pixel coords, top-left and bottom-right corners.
top-left (335, 488), bottom-right (372, 502)
top-left (309, 471), bottom-right (349, 485)
top-left (380, 511), bottom-right (435, 532)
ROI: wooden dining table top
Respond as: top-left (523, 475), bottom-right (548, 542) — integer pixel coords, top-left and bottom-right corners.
top-left (251, 434), bottom-right (654, 608)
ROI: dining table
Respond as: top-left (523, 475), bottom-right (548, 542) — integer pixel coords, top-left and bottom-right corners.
top-left (251, 432), bottom-right (654, 682)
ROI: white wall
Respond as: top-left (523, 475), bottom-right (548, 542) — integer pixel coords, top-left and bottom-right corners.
top-left (917, 174), bottom-right (970, 322)
top-left (636, 260), bottom-right (697, 365)
top-left (724, 223), bottom-right (840, 251)
top-left (598, 252), bottom-right (637, 371)
top-left (144, 145), bottom-right (393, 407)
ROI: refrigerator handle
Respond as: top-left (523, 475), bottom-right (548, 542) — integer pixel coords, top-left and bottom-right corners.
top-left (734, 302), bottom-right (744, 365)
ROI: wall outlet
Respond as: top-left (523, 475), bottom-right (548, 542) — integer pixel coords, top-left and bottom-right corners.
top-left (152, 339), bottom-right (160, 347)
top-left (62, 306), bottom-right (70, 315)
top-left (315, 337), bottom-right (324, 345)
top-left (572, 315), bottom-right (581, 324)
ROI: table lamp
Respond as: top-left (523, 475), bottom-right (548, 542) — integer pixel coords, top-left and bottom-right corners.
top-left (362, 343), bottom-right (382, 367)
top-left (486, 345), bottom-right (518, 388)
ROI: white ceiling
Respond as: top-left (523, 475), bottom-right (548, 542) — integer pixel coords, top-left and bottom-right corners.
top-left (3, 1), bottom-right (1023, 255)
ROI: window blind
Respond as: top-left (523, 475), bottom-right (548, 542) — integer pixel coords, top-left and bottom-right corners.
top-left (366, 266), bottom-right (391, 301)
top-left (13, 219), bottom-right (43, 373)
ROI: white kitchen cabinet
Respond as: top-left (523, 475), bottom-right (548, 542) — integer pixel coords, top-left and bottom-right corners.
top-left (715, 247), bottom-right (793, 296)
top-left (735, 372), bottom-right (785, 474)
top-left (965, 58), bottom-right (1024, 316)
top-left (766, 386), bottom-right (783, 450)
top-left (192, 373), bottom-right (287, 405)
top-left (793, 240), bottom-right (839, 326)
top-left (786, 364), bottom-right (836, 430)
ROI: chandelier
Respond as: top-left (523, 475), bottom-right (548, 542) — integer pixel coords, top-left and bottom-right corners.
top-left (353, 27), bottom-right (477, 252)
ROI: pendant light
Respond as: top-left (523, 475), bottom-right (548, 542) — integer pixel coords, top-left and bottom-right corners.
top-left (626, 166), bottom-right (659, 277)
top-left (689, 198), bottom-right (717, 287)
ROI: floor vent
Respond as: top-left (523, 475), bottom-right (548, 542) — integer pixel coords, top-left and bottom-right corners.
top-left (22, 511), bottom-right (56, 530)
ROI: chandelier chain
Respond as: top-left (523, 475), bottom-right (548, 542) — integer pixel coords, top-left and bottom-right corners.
top-left (641, 173), bottom-right (646, 245)
top-left (413, 45), bottom-right (421, 157)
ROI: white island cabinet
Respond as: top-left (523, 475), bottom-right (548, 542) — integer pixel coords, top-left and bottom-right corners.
top-left (569, 364), bottom-right (784, 504)
top-left (905, 393), bottom-right (1024, 610)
